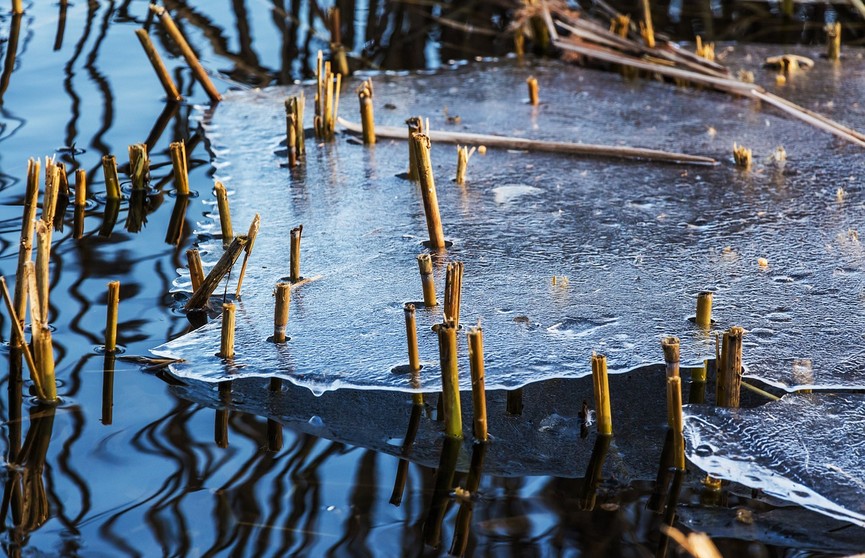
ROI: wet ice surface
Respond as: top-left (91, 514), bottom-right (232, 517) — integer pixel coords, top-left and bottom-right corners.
top-left (684, 394), bottom-right (865, 527)
top-left (156, 47), bottom-right (865, 392)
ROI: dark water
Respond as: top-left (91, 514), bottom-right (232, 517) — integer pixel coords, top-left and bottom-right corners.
top-left (0, 2), bottom-right (862, 556)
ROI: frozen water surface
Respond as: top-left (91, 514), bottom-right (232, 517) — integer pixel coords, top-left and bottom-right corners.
top-left (155, 47), bottom-right (865, 393)
top-left (684, 394), bottom-right (865, 527)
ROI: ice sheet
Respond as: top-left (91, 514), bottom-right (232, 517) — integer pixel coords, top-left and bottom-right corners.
top-left (155, 49), bottom-right (865, 393)
top-left (684, 394), bottom-right (865, 527)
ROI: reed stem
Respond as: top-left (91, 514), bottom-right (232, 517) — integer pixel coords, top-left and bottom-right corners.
top-left (406, 116), bottom-right (424, 180)
top-left (128, 143), bottom-right (149, 191)
top-left (640, 0), bottom-right (655, 48)
top-left (219, 302), bottom-right (236, 359)
top-left (357, 78), bottom-right (375, 144)
top-left (213, 181), bottom-right (233, 248)
top-left (102, 155), bottom-right (121, 200)
top-left (286, 95), bottom-right (305, 156)
top-left (11, 0), bottom-right (22, 14)
top-left (527, 76), bottom-right (539, 106)
top-left (404, 303), bottom-right (421, 371)
top-left (286, 112), bottom-right (297, 168)
top-left (444, 261), bottom-right (463, 325)
top-left (102, 354), bottom-right (115, 425)
top-left (716, 326), bottom-right (744, 407)
top-left (314, 50), bottom-right (340, 140)
top-left (661, 336), bottom-right (679, 379)
top-left (591, 352), bottom-right (612, 436)
top-left (695, 291), bottom-right (712, 328)
top-left (436, 321), bottom-right (462, 439)
top-left (184, 235), bottom-right (249, 310)
top-left (467, 325), bottom-right (488, 442)
top-left (26, 263), bottom-right (56, 402)
top-left (455, 145), bottom-right (475, 185)
top-left (0, 276), bottom-right (45, 400)
top-left (12, 159), bottom-right (40, 346)
top-left (150, 5), bottom-right (222, 103)
top-left (35, 221), bottom-right (51, 321)
top-left (42, 160), bottom-right (60, 227)
top-left (234, 213), bottom-right (260, 298)
top-left (290, 225), bottom-right (302, 282)
top-left (105, 281), bottom-right (120, 352)
top-left (411, 132), bottom-right (446, 249)
top-left (74, 169), bottom-right (86, 206)
top-left (417, 253), bottom-right (437, 307)
top-left (169, 140), bottom-right (190, 196)
top-left (273, 282), bottom-right (290, 343)
top-left (827, 22), bottom-right (841, 61)
top-left (186, 249), bottom-right (205, 292)
top-left (135, 28), bottom-right (182, 102)
top-left (667, 376), bottom-right (686, 470)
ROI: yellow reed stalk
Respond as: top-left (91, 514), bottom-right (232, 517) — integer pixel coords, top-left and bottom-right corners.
top-left (35, 221), bottom-right (52, 321)
top-left (444, 261), bottom-right (463, 325)
top-left (733, 143), bottom-right (752, 168)
top-left (417, 253), bottom-right (437, 307)
top-left (667, 376), bottom-right (686, 470)
top-left (661, 336), bottom-right (680, 379)
top-left (1, 275), bottom-right (45, 399)
top-left (41, 160), bottom-right (60, 226)
top-left (827, 22), bottom-right (841, 61)
top-left (184, 235), bottom-right (248, 310)
top-left (591, 352), bottom-right (612, 436)
top-left (102, 155), bottom-right (121, 200)
top-left (717, 326), bottom-right (744, 407)
top-left (74, 169), bottom-right (86, 206)
top-left (186, 249), bottom-right (204, 292)
top-left (213, 181), bottom-right (233, 248)
top-left (128, 143), bottom-right (149, 191)
top-left (404, 303), bottom-right (421, 372)
top-left (290, 225), bottom-right (303, 282)
top-left (696, 291), bottom-right (713, 328)
top-left (219, 302), bottom-right (236, 359)
top-left (467, 325), bottom-right (487, 442)
top-left (12, 0), bottom-right (22, 14)
top-left (234, 213), bottom-right (260, 298)
top-left (410, 132), bottom-right (446, 248)
top-left (135, 28), bottom-right (182, 102)
top-left (526, 76), bottom-right (539, 106)
top-left (169, 140), bottom-right (189, 196)
top-left (286, 112), bottom-right (297, 168)
top-left (287, 94), bottom-right (305, 155)
top-left (12, 159), bottom-right (40, 345)
top-left (26, 264), bottom-right (56, 402)
top-left (695, 35), bottom-right (715, 62)
top-left (105, 281), bottom-right (120, 352)
top-left (314, 51), bottom-right (340, 140)
top-left (610, 14), bottom-right (630, 37)
top-left (456, 145), bottom-right (476, 185)
top-left (150, 5), bottom-right (222, 103)
top-left (357, 78), bottom-right (375, 145)
top-left (406, 116), bottom-right (424, 180)
top-left (640, 0), bottom-right (655, 48)
top-left (273, 282), bottom-right (290, 343)
top-left (436, 321), bottom-right (462, 439)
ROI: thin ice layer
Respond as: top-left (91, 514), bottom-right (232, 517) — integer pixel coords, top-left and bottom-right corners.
top-left (684, 394), bottom-right (865, 527)
top-left (156, 50), bottom-right (865, 392)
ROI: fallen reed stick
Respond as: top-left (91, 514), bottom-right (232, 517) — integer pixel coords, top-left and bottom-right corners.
top-left (219, 303), bottom-right (236, 358)
top-left (290, 225), bottom-right (303, 282)
top-left (105, 281), bottom-right (120, 352)
top-left (234, 213), bottom-right (260, 298)
top-left (134, 28), bottom-right (182, 102)
top-left (0, 276), bottom-right (45, 400)
top-left (716, 326), bottom-right (744, 408)
top-left (410, 133), bottom-right (447, 248)
top-left (695, 291), bottom-right (712, 329)
top-left (12, 159), bottom-right (40, 346)
top-left (213, 181), bottom-right (233, 248)
top-left (436, 321), bottom-right (462, 439)
top-left (273, 282), bottom-right (290, 343)
top-left (444, 261), bottom-right (463, 325)
top-left (184, 235), bottom-right (248, 310)
top-left (357, 78), bottom-right (375, 145)
top-left (186, 249), bottom-right (204, 292)
top-left (591, 352), bottom-right (612, 436)
top-left (340, 118), bottom-right (717, 165)
top-left (169, 140), bottom-right (190, 196)
top-left (102, 155), bottom-right (121, 200)
top-left (417, 254), bottom-right (437, 307)
top-left (150, 5), bottom-right (222, 103)
top-left (467, 325), bottom-right (488, 442)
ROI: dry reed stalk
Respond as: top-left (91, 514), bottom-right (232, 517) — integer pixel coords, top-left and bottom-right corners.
top-left (128, 143), bottom-right (149, 191)
top-left (733, 143), bottom-right (752, 168)
top-left (411, 133), bottom-right (447, 248)
top-left (102, 354), bottom-right (115, 425)
top-left (341, 118), bottom-right (717, 165)
top-left (105, 281), bottom-right (120, 352)
top-left (827, 22), bottom-right (841, 61)
top-left (290, 225), bottom-right (303, 282)
top-left (696, 291), bottom-right (712, 328)
top-left (667, 376), bottom-right (686, 470)
top-left (314, 50), bottom-right (341, 140)
top-left (12, 0), bottom-right (22, 14)
top-left (406, 116), bottom-right (424, 179)
top-left (102, 155), bottom-right (121, 200)
top-left (149, 5), bottom-right (222, 103)
top-left (213, 181), bottom-right (233, 248)
top-left (134, 28), bottom-right (182, 102)
top-left (34, 222), bottom-right (52, 320)
top-left (26, 264), bottom-right (56, 402)
top-left (404, 303), bottom-right (421, 372)
top-left (467, 325), bottom-right (488, 442)
top-left (234, 213), bottom-right (260, 298)
top-left (417, 254), bottom-right (437, 307)
top-left (184, 235), bottom-right (249, 310)
top-left (661, 336), bottom-right (680, 379)
top-left (12, 159), bottom-right (40, 345)
top-left (455, 145), bottom-right (475, 185)
top-left (273, 282), bottom-right (290, 343)
top-left (436, 321), bottom-right (462, 439)
top-left (716, 326), bottom-right (744, 407)
top-left (526, 76), bottom-right (539, 106)
top-left (286, 95), bottom-right (305, 156)
top-left (328, 8), bottom-right (349, 76)
top-left (41, 160), bottom-right (60, 227)
top-left (591, 352), bottom-right (612, 435)
top-left (219, 302), bottom-right (236, 358)
top-left (186, 249), bottom-right (205, 292)
top-left (695, 36), bottom-right (715, 62)
top-left (286, 112), bottom-right (297, 168)
top-left (169, 140), bottom-right (189, 196)
top-left (0, 276), bottom-right (45, 400)
top-left (444, 261), bottom-right (463, 326)
top-left (640, 0), bottom-right (655, 48)
top-left (74, 169), bottom-right (86, 206)
top-left (357, 78), bottom-right (375, 145)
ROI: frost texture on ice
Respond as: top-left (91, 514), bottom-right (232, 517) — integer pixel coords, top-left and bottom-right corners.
top-left (684, 394), bottom-right (865, 527)
top-left (155, 51), bottom-right (865, 393)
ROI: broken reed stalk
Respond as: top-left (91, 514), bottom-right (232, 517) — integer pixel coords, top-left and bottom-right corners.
top-left (591, 353), bottom-right (612, 436)
top-left (273, 282), bottom-right (290, 343)
top-left (42, 160), bottom-right (60, 228)
top-left (286, 111), bottom-right (297, 168)
top-left (733, 143), bottom-right (752, 168)
top-left (219, 303), bottom-right (236, 359)
top-left (12, 159), bottom-right (40, 346)
top-left (102, 155), bottom-right (121, 200)
top-left (169, 140), bottom-right (190, 196)
top-left (436, 321), bottom-right (462, 439)
top-left (640, 0), bottom-right (655, 48)
top-left (128, 143), bottom-right (149, 191)
top-left (406, 116), bottom-right (424, 180)
top-left (526, 76), bottom-right (539, 106)
top-left (290, 225), bottom-right (303, 282)
top-left (285, 95), bottom-right (305, 157)
top-left (411, 133), bottom-right (447, 249)
top-left (74, 169), bottom-right (86, 206)
top-left (716, 326), bottom-right (744, 407)
top-left (149, 5), bottom-right (222, 103)
top-left (404, 303), bottom-right (421, 372)
top-left (184, 236), bottom-right (249, 310)
top-left (667, 376), bottom-right (686, 471)
top-left (467, 325), bottom-right (488, 442)
top-left (417, 253), bottom-right (437, 307)
top-left (455, 146), bottom-right (475, 185)
top-left (234, 213), bottom-right (260, 298)
top-left (357, 78), bottom-right (375, 145)
top-left (0, 276), bottom-right (46, 400)
top-left (314, 50), bottom-right (341, 140)
top-left (444, 261), bottom-right (463, 325)
top-left (827, 22), bottom-right (841, 61)
top-left (26, 263), bottom-right (57, 402)
top-left (186, 249), bottom-right (205, 292)
top-left (135, 28), bottom-right (182, 102)
top-left (661, 336), bottom-right (680, 379)
top-left (213, 181), bottom-right (233, 248)
top-left (35, 222), bottom-right (52, 321)
top-left (53, 162), bottom-right (69, 232)
top-left (695, 291), bottom-right (713, 328)
top-left (105, 281), bottom-right (120, 352)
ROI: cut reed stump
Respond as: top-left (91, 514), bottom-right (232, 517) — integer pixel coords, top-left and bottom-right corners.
top-left (357, 78), bottom-right (375, 145)
top-left (467, 325), bottom-right (488, 442)
top-left (105, 281), bottom-right (120, 352)
top-left (455, 145), bottom-right (475, 185)
top-left (285, 95), bottom-right (305, 157)
top-left (444, 261), bottom-right (463, 325)
top-left (417, 254), bottom-right (437, 307)
top-left (12, 159), bottom-right (40, 346)
top-left (827, 22), bottom-right (841, 61)
top-left (314, 50), bottom-right (340, 141)
top-left (526, 76), bottom-right (539, 106)
top-left (273, 282), bottom-right (290, 343)
top-left (591, 352), bottom-right (612, 435)
top-left (186, 249), bottom-right (205, 292)
top-left (219, 303), bottom-right (236, 359)
top-left (169, 140), bottom-right (190, 195)
top-left (289, 225), bottom-right (303, 282)
top-left (667, 376), bottom-right (686, 471)
top-left (213, 181), bottom-right (233, 248)
top-left (404, 303), bottom-right (424, 406)
top-left (102, 155), bottom-right (122, 200)
top-left (436, 321), bottom-right (462, 439)
top-left (733, 143), bottom-right (752, 168)
top-left (135, 28), bottom-right (182, 102)
top-left (411, 133), bottom-right (447, 249)
top-left (406, 116), bottom-right (424, 180)
top-left (695, 291), bottom-right (712, 329)
top-left (661, 336), bottom-right (680, 378)
top-left (716, 326), bottom-right (744, 407)
top-left (73, 168), bottom-right (86, 239)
